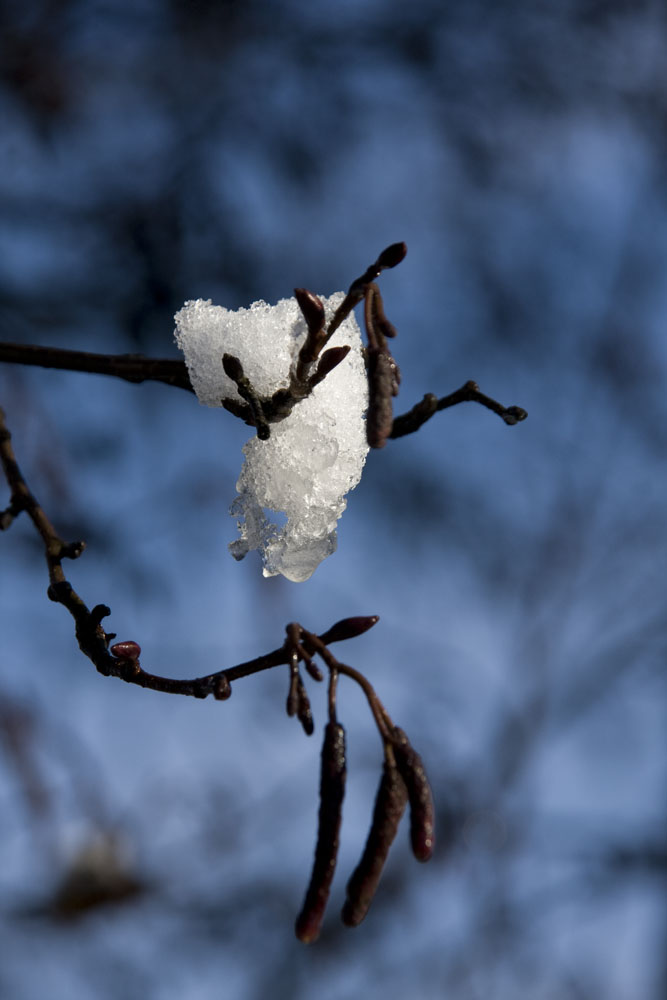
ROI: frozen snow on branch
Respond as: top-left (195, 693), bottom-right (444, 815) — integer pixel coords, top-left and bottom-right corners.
top-left (174, 293), bottom-right (369, 582)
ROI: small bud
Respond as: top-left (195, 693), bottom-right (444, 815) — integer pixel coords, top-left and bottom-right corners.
top-left (62, 540), bottom-right (86, 560)
top-left (90, 604), bottom-right (111, 625)
top-left (294, 288), bottom-right (326, 333)
top-left (315, 345), bottom-right (350, 379)
top-left (376, 242), bottom-right (407, 269)
top-left (222, 353), bottom-right (244, 382)
top-left (320, 615), bottom-right (380, 645)
top-left (214, 675), bottom-right (232, 700)
top-left (47, 581), bottom-right (73, 602)
top-left (502, 405), bottom-right (528, 425)
top-left (110, 641), bottom-right (142, 660)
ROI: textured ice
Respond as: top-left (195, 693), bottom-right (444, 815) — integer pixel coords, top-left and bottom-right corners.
top-left (174, 293), bottom-right (369, 582)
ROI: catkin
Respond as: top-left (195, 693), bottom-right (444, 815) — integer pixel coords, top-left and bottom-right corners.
top-left (392, 727), bottom-right (435, 862)
top-left (341, 760), bottom-right (408, 927)
top-left (366, 351), bottom-right (395, 448)
top-left (295, 722), bottom-right (347, 943)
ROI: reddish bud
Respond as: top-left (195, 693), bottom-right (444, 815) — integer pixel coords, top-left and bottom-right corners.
top-left (315, 345), bottom-right (350, 379)
top-left (110, 641), bottom-right (141, 660)
top-left (214, 675), bottom-right (232, 700)
top-left (294, 288), bottom-right (326, 333)
top-left (222, 353), bottom-right (244, 382)
top-left (320, 615), bottom-right (380, 645)
top-left (376, 242), bottom-right (407, 269)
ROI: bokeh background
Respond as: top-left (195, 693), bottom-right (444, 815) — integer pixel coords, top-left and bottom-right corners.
top-left (1, 1), bottom-right (665, 997)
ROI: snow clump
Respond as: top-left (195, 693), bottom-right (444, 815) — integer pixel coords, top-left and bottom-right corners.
top-left (174, 293), bottom-right (369, 582)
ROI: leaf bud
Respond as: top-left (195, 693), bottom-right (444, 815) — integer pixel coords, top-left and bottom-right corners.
top-left (294, 288), bottom-right (326, 333)
top-left (110, 641), bottom-right (142, 660)
top-left (320, 615), bottom-right (380, 645)
top-left (376, 242), bottom-right (407, 269)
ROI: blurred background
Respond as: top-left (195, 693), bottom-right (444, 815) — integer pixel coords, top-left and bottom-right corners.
top-left (1, 0), bottom-right (665, 997)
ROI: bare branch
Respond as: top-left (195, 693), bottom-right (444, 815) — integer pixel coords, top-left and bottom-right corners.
top-left (0, 406), bottom-right (376, 701)
top-left (0, 342), bottom-right (194, 392)
top-left (2, 404), bottom-right (438, 938)
top-left (0, 246), bottom-right (527, 444)
top-left (390, 381), bottom-right (528, 440)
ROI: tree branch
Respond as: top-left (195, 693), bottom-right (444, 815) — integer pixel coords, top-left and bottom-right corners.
top-left (0, 343), bottom-right (526, 439)
top-left (1, 404), bottom-right (437, 938)
top-left (0, 247), bottom-right (526, 437)
top-left (0, 342), bottom-right (194, 392)
top-left (0, 406), bottom-right (376, 701)
top-left (390, 381), bottom-right (527, 439)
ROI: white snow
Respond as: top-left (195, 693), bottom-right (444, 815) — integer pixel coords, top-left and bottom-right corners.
top-left (174, 293), bottom-right (369, 582)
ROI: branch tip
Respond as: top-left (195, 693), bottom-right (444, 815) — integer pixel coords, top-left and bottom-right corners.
top-left (376, 242), bottom-right (407, 269)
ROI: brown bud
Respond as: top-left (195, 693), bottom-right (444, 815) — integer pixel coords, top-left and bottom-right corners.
top-left (320, 615), bottom-right (380, 645)
top-left (376, 242), bottom-right (407, 269)
top-left (295, 722), bottom-right (347, 943)
top-left (392, 728), bottom-right (435, 862)
top-left (315, 345), bottom-right (350, 379)
top-left (222, 353), bottom-right (244, 382)
top-left (110, 641), bottom-right (141, 660)
top-left (214, 675), bottom-right (232, 700)
top-left (341, 760), bottom-right (408, 927)
top-left (62, 540), bottom-right (86, 559)
top-left (502, 405), bottom-right (528, 425)
top-left (294, 288), bottom-right (326, 333)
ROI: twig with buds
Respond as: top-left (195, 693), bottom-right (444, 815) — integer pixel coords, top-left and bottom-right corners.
top-left (0, 241), bottom-right (527, 441)
top-left (1, 406), bottom-right (434, 938)
top-left (284, 619), bottom-right (435, 941)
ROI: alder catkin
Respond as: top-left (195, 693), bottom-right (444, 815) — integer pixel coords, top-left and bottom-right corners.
top-left (341, 760), bottom-right (408, 927)
top-left (295, 722), bottom-right (347, 943)
top-left (296, 676), bottom-right (314, 736)
top-left (392, 727), bottom-right (435, 862)
top-left (366, 351), bottom-right (395, 448)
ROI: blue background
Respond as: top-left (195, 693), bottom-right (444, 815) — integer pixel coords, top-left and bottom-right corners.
top-left (1, 1), bottom-right (665, 997)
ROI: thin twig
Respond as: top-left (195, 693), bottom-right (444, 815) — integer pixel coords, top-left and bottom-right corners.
top-left (0, 343), bottom-right (194, 392)
top-left (390, 381), bottom-right (527, 439)
top-left (0, 407), bottom-right (376, 701)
